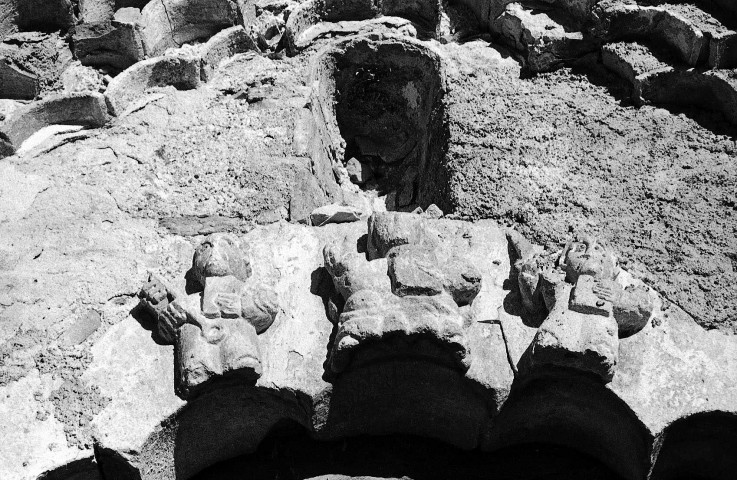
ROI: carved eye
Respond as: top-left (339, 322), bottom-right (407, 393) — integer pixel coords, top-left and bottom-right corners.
top-left (576, 244), bottom-right (586, 252)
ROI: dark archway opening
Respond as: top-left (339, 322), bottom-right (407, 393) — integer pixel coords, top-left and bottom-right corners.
top-left (191, 430), bottom-right (625, 480)
top-left (649, 411), bottom-right (737, 480)
top-left (486, 372), bottom-right (653, 480)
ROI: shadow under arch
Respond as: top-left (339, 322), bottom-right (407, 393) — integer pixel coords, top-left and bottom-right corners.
top-left (315, 359), bottom-right (494, 449)
top-left (649, 411), bottom-right (737, 480)
top-left (310, 33), bottom-right (453, 212)
top-left (191, 429), bottom-right (625, 480)
top-left (119, 384), bottom-right (314, 480)
top-left (484, 370), bottom-right (653, 480)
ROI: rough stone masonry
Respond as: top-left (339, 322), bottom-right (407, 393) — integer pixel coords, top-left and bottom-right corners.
top-left (0, 0), bottom-right (736, 479)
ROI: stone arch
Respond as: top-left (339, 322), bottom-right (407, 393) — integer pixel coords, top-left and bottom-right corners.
top-left (649, 411), bottom-right (737, 480)
top-left (310, 34), bottom-right (452, 211)
top-left (484, 372), bottom-right (653, 480)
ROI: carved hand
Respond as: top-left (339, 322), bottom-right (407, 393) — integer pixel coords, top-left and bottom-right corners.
top-left (213, 292), bottom-right (242, 318)
top-left (139, 275), bottom-right (173, 316)
top-left (592, 280), bottom-right (623, 303)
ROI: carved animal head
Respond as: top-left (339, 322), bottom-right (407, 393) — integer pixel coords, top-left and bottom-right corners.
top-left (560, 236), bottom-right (617, 284)
top-left (192, 233), bottom-right (252, 289)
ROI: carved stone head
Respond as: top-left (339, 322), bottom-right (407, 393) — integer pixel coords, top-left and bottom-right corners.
top-left (560, 236), bottom-right (617, 284)
top-left (192, 233), bottom-right (252, 289)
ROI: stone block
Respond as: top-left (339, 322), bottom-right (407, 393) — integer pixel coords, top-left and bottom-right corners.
top-left (200, 25), bottom-right (257, 82)
top-left (140, 0), bottom-right (240, 56)
top-left (310, 204), bottom-right (362, 226)
top-left (569, 274), bottom-right (613, 317)
top-left (591, 3), bottom-right (706, 66)
top-left (708, 30), bottom-right (737, 68)
top-left (492, 2), bottom-right (595, 73)
top-left (0, 93), bottom-right (110, 157)
top-left (388, 245), bottom-right (445, 298)
top-left (73, 17), bottom-right (146, 72)
top-left (104, 55), bottom-right (201, 116)
top-left (0, 60), bottom-right (39, 100)
top-left (388, 244), bottom-right (482, 305)
top-left (524, 294), bottom-right (619, 382)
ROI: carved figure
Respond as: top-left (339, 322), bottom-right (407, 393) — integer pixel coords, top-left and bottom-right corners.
top-left (324, 208), bottom-right (485, 374)
top-left (511, 234), bottom-right (657, 382)
top-left (139, 233), bottom-right (279, 399)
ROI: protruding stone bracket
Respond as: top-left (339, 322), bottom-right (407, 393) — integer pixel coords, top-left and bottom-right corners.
top-left (506, 233), bottom-right (660, 383)
top-left (138, 233), bottom-right (281, 399)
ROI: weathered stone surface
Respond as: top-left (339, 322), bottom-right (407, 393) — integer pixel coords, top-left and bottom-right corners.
top-left (140, 0), bottom-right (240, 56)
top-left (388, 244), bottom-right (482, 304)
top-left (138, 233), bottom-right (281, 399)
top-left (0, 59), bottom-right (39, 100)
top-left (510, 236), bottom-right (659, 382)
top-left (0, 93), bottom-right (110, 156)
top-left (79, 0), bottom-right (115, 23)
top-left (3, 5), bottom-right (737, 479)
top-left (345, 157), bottom-right (373, 185)
top-left (15, 0), bottom-right (76, 32)
top-left (525, 289), bottom-right (620, 381)
top-left (290, 16), bottom-right (418, 52)
top-left (58, 310), bottom-right (102, 347)
top-left (591, 1), bottom-right (706, 66)
top-left (0, 0), bottom-right (17, 39)
top-left (601, 41), bottom-right (671, 86)
top-left (493, 3), bottom-right (595, 73)
top-left (310, 204), bottom-right (362, 226)
top-left (612, 303), bottom-right (737, 434)
top-left (655, 1), bottom-right (737, 68)
top-left (60, 62), bottom-right (105, 94)
top-left (602, 40), bottom-right (737, 123)
top-left (200, 25), bottom-right (257, 82)
top-left (94, 223), bottom-right (333, 480)
top-left (0, 32), bottom-right (72, 99)
top-left (640, 68), bottom-right (737, 125)
top-left (104, 55), bottom-right (201, 116)
top-left (252, 10), bottom-right (285, 50)
top-left (0, 370), bottom-right (97, 480)
top-left (73, 14), bottom-right (146, 71)
top-left (0, 162), bottom-right (50, 223)
top-left (324, 212), bottom-right (510, 375)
